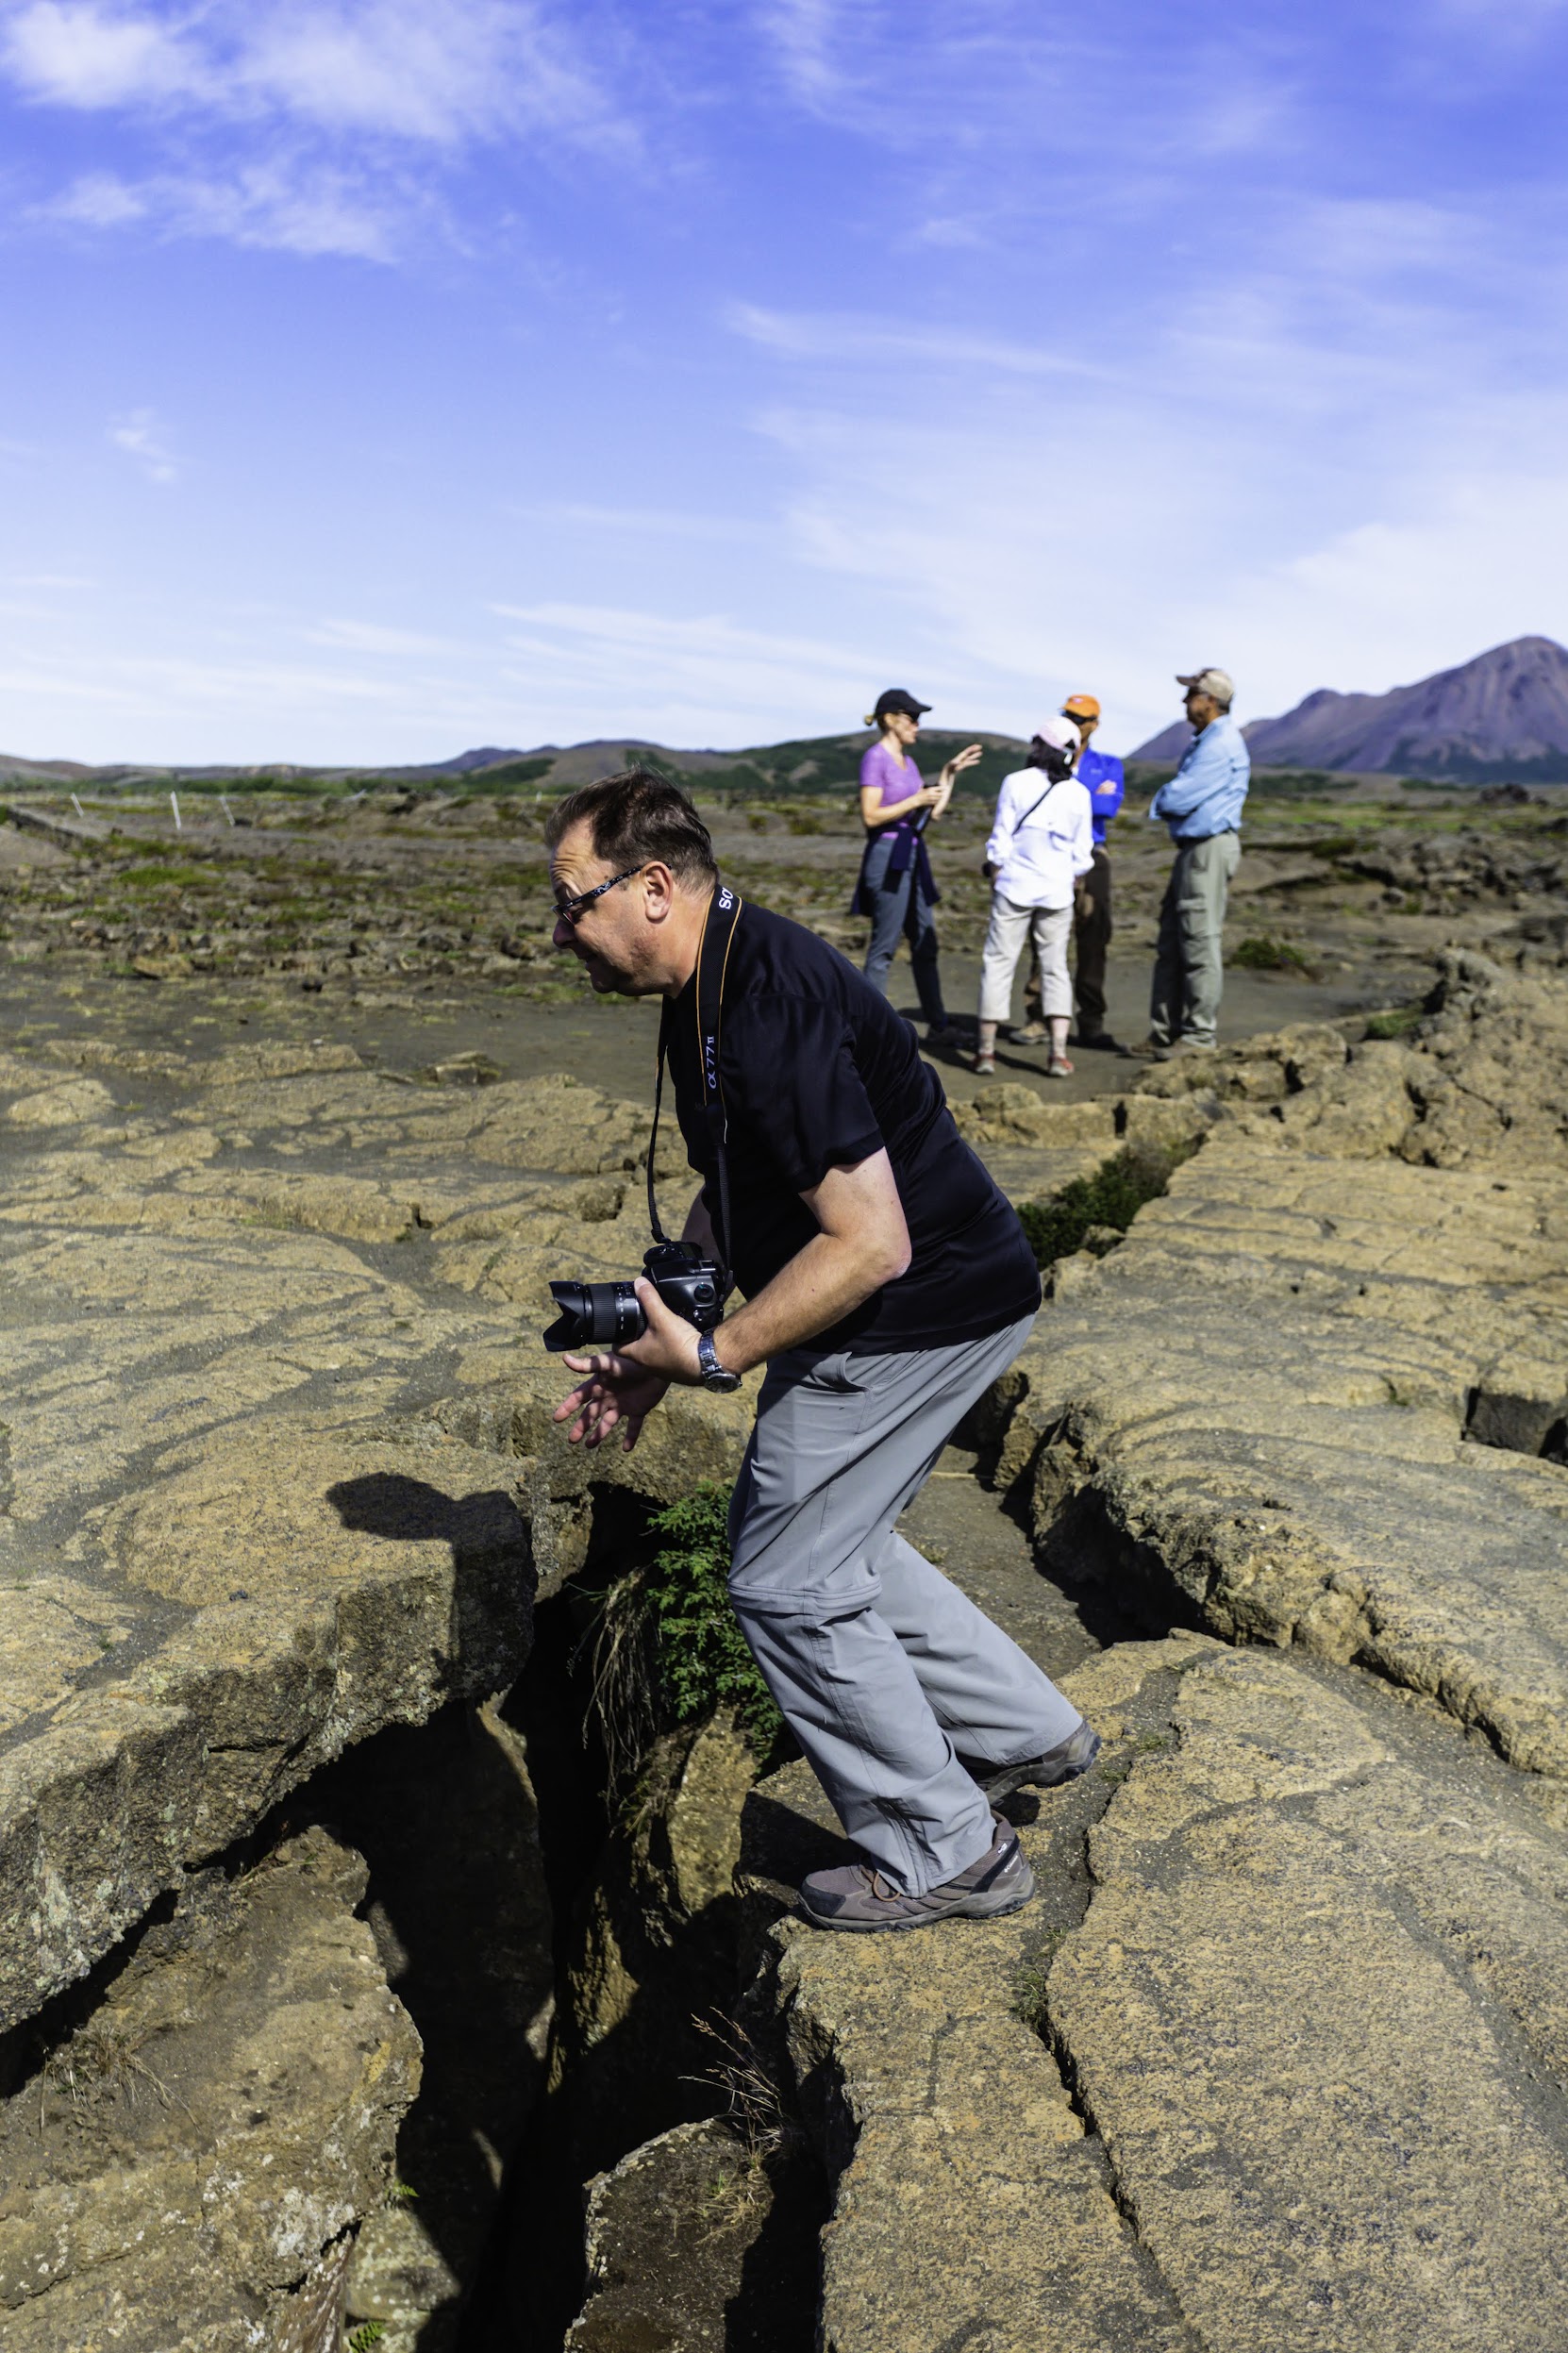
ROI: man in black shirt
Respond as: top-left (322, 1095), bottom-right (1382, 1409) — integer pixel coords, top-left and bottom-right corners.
top-left (547, 772), bottom-right (1097, 1931)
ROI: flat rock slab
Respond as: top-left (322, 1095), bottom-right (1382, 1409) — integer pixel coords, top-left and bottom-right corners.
top-left (1004, 1131), bottom-right (1568, 1773)
top-left (743, 1636), bottom-right (1568, 2352)
top-left (0, 1038), bottom-right (752, 2029)
top-left (1056, 1644), bottom-right (1568, 2351)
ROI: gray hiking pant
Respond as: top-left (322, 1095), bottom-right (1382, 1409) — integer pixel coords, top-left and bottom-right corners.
top-left (1150, 828), bottom-right (1241, 1048)
top-left (726, 1314), bottom-right (1082, 1895)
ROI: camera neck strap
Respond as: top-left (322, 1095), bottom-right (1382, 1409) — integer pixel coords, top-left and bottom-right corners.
top-left (647, 879), bottom-right (742, 1286)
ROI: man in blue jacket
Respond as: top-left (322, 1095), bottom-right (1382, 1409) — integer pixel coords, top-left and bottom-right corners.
top-left (1016, 691), bottom-right (1125, 1048)
top-left (1134, 666), bottom-right (1249, 1057)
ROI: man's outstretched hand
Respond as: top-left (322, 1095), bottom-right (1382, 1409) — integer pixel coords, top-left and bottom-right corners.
top-left (553, 1354), bottom-right (670, 1451)
top-left (552, 1277), bottom-right (704, 1451)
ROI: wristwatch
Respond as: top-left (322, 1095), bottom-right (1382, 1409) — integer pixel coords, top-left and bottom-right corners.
top-left (696, 1329), bottom-right (742, 1393)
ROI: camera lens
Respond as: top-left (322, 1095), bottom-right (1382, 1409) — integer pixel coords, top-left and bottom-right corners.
top-left (542, 1279), bottom-right (646, 1354)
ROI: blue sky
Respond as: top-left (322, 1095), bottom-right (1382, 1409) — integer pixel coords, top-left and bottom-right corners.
top-left (3, 0), bottom-right (1567, 764)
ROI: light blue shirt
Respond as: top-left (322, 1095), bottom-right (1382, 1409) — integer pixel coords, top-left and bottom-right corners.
top-left (1148, 711), bottom-right (1250, 842)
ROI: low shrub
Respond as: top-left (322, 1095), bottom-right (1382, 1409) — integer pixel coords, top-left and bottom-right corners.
top-left (644, 1481), bottom-right (782, 1757)
top-left (1017, 1140), bottom-right (1197, 1276)
top-left (1228, 934), bottom-right (1317, 974)
top-left (1363, 1001), bottom-right (1425, 1039)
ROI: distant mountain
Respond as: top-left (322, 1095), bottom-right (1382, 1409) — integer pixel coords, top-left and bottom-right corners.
top-left (0, 726), bottom-right (1022, 793)
top-left (1130, 637), bottom-right (1568, 780)
top-left (425, 745), bottom-right (533, 773)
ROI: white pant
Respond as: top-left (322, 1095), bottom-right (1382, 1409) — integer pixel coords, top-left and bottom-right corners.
top-left (979, 895), bottom-right (1073, 1024)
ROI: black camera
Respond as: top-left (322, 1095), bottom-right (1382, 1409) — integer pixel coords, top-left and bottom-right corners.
top-left (542, 1240), bottom-right (726, 1355)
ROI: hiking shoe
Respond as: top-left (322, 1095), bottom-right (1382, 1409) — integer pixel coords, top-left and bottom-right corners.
top-left (1073, 1030), bottom-right (1121, 1052)
top-left (797, 1815), bottom-right (1035, 1933)
top-left (958, 1721), bottom-right (1102, 1803)
top-left (1118, 1035), bottom-right (1166, 1060)
top-left (1044, 1055), bottom-right (1075, 1079)
top-left (925, 1019), bottom-right (963, 1048)
top-left (1009, 1021), bottom-right (1050, 1044)
top-left (973, 1054), bottom-right (997, 1076)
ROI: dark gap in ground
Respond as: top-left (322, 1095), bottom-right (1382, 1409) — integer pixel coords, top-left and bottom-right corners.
top-left (1465, 1380), bottom-right (1568, 1464)
top-left (279, 1696), bottom-right (552, 2346)
top-left (460, 1487), bottom-right (826, 2353)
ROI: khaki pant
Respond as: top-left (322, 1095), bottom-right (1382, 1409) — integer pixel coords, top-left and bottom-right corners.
top-left (978, 895), bottom-right (1073, 1025)
top-left (1026, 847), bottom-right (1112, 1035)
top-left (1150, 829), bottom-right (1240, 1048)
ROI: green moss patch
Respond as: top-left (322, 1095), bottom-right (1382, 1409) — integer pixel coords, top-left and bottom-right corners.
top-left (1018, 1140), bottom-right (1198, 1277)
top-left (1228, 934), bottom-right (1318, 975)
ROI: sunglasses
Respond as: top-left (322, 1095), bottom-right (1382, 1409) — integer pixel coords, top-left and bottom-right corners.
top-left (553, 862), bottom-right (646, 926)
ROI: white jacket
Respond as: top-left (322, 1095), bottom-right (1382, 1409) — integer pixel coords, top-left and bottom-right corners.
top-left (985, 768), bottom-right (1094, 908)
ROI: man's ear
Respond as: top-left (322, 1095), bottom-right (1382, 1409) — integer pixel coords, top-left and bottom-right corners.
top-left (642, 860), bottom-right (677, 922)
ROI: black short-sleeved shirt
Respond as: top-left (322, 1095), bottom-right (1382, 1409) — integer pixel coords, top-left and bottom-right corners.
top-left (663, 899), bottom-right (1040, 1353)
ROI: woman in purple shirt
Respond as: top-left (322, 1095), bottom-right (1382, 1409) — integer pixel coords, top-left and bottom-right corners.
top-left (853, 687), bottom-right (981, 1045)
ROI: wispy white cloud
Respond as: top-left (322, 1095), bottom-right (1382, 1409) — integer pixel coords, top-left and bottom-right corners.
top-left (4, 0), bottom-right (637, 260)
top-left (3, 0), bottom-right (198, 107)
top-left (47, 167), bottom-right (149, 224)
top-left (521, 501), bottom-right (761, 545)
top-left (108, 406), bottom-right (178, 482)
top-left (758, 0), bottom-right (863, 115)
top-left (42, 156), bottom-right (408, 256)
top-left (2, 0), bottom-right (621, 143)
top-left (306, 617), bottom-right (472, 656)
top-left (728, 303), bottom-right (1095, 378)
top-left (491, 599), bottom-right (889, 742)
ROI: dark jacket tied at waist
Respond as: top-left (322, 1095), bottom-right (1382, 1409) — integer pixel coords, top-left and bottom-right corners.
top-left (851, 818), bottom-right (941, 917)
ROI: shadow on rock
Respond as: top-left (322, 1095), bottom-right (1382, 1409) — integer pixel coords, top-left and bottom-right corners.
top-left (326, 1472), bottom-right (536, 1673)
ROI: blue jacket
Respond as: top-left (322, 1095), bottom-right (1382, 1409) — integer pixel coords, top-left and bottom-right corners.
top-left (1077, 745), bottom-right (1124, 847)
top-left (1149, 712), bottom-right (1249, 842)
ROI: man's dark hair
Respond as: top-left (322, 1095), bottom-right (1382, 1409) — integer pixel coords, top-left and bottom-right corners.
top-left (544, 767), bottom-right (717, 885)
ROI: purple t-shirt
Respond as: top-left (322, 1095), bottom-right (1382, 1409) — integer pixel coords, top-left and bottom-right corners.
top-left (860, 740), bottom-right (922, 810)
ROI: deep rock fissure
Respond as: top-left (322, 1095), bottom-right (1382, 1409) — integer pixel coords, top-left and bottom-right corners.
top-left (458, 1490), bottom-right (829, 2352)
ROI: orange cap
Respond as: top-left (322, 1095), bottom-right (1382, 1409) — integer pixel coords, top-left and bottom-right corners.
top-left (1061, 693), bottom-right (1101, 719)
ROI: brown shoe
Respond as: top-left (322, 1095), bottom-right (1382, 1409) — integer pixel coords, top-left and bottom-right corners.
top-left (959, 1721), bottom-right (1102, 1802)
top-left (798, 1816), bottom-right (1035, 1933)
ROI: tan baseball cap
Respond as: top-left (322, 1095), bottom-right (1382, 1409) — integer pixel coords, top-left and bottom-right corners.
top-left (1176, 667), bottom-right (1234, 706)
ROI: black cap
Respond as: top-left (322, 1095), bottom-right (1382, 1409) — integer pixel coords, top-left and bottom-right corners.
top-left (868, 687), bottom-right (931, 724)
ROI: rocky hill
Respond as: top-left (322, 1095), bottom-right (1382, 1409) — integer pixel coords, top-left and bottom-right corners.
top-left (1133, 635), bottom-right (1568, 780)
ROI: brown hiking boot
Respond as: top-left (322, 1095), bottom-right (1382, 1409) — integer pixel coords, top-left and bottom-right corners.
top-left (958, 1720), bottom-right (1102, 1802)
top-left (797, 1816), bottom-right (1035, 1933)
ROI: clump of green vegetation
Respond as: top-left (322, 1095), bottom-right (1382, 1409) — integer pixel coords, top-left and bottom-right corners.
top-left (1017, 1140), bottom-right (1198, 1276)
top-left (1302, 832), bottom-right (1365, 859)
top-left (119, 860), bottom-right (210, 893)
top-left (1228, 934), bottom-right (1318, 975)
top-left (348, 2325), bottom-right (387, 2353)
top-left (1363, 1000), bottom-right (1426, 1040)
top-left (644, 1482), bottom-right (782, 1756)
top-left (1248, 767), bottom-right (1353, 798)
top-left (1009, 1929), bottom-right (1070, 2029)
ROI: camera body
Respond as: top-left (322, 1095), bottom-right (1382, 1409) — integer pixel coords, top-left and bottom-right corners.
top-left (542, 1240), bottom-right (726, 1355)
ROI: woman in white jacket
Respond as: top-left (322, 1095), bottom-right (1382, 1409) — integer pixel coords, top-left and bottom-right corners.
top-left (975, 715), bottom-right (1094, 1078)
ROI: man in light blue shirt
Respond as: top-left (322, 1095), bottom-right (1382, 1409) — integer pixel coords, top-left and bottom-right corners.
top-left (1134, 666), bottom-right (1249, 1055)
